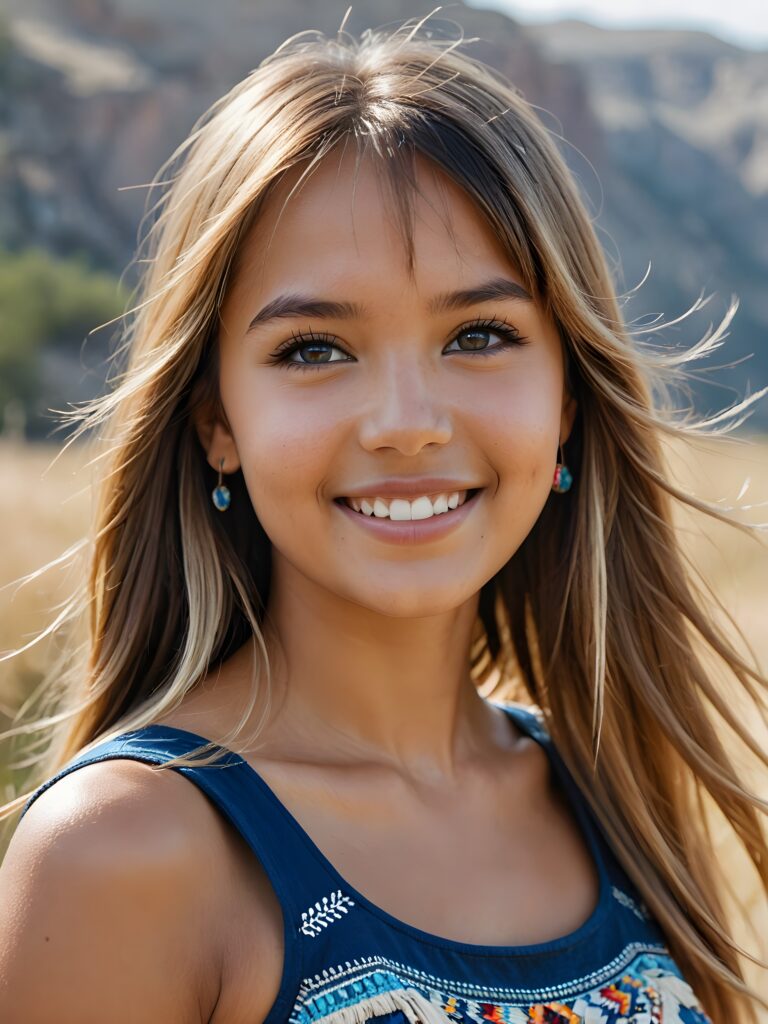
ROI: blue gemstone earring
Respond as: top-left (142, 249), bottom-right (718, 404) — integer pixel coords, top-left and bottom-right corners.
top-left (211, 457), bottom-right (231, 511)
top-left (552, 442), bottom-right (573, 493)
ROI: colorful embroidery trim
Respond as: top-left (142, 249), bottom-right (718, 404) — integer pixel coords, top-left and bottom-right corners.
top-left (289, 947), bottom-right (711, 1024)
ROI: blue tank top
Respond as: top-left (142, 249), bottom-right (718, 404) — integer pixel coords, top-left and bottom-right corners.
top-left (20, 702), bottom-right (711, 1024)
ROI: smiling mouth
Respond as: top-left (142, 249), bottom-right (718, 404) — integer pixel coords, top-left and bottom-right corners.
top-left (334, 488), bottom-right (482, 522)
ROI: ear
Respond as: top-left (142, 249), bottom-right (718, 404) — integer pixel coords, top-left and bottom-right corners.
top-left (193, 401), bottom-right (241, 474)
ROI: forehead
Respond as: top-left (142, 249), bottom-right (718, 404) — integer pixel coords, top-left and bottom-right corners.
top-left (228, 145), bottom-right (521, 301)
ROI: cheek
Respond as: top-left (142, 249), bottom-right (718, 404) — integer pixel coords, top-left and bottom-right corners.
top-left (474, 371), bottom-right (561, 483)
top-left (223, 376), bottom-right (347, 518)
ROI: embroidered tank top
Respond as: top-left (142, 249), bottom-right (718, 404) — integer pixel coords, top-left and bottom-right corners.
top-left (20, 702), bottom-right (712, 1024)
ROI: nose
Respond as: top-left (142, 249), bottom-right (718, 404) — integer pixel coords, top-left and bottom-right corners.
top-left (357, 352), bottom-right (453, 456)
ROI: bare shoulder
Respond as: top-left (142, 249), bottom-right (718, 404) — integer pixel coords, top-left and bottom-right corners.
top-left (0, 757), bottom-right (281, 1024)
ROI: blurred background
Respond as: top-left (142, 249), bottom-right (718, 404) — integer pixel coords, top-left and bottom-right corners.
top-left (0, 0), bottom-right (766, 1005)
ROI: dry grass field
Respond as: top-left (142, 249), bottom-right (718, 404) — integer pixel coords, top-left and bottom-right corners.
top-left (0, 433), bottom-right (766, 1011)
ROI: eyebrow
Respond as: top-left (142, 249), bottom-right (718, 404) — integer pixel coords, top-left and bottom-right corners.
top-left (245, 276), bottom-right (533, 333)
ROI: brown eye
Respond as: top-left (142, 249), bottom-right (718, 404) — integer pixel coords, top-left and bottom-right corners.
top-left (444, 319), bottom-right (525, 355)
top-left (293, 343), bottom-right (336, 363)
top-left (456, 329), bottom-right (494, 351)
top-left (269, 332), bottom-right (353, 371)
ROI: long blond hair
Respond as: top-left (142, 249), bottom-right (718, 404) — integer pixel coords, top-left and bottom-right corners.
top-left (2, 14), bottom-right (767, 1022)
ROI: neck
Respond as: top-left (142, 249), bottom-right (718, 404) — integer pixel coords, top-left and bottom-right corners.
top-left (258, 558), bottom-right (506, 781)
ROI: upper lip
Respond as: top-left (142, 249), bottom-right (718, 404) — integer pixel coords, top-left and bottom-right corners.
top-left (336, 477), bottom-right (483, 499)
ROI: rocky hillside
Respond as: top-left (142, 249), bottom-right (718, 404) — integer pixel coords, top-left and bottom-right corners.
top-left (525, 20), bottom-right (768, 425)
top-left (1, 0), bottom-right (766, 427)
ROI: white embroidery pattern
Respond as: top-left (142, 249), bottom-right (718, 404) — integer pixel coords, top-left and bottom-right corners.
top-left (293, 943), bottom-right (668, 1006)
top-left (611, 885), bottom-right (651, 921)
top-left (300, 890), bottom-right (356, 937)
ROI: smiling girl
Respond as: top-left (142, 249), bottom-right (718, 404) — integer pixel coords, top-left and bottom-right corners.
top-left (1, 14), bottom-right (766, 1024)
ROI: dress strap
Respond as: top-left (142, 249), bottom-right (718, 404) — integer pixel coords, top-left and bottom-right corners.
top-left (20, 723), bottom-right (343, 932)
top-left (499, 702), bottom-right (620, 877)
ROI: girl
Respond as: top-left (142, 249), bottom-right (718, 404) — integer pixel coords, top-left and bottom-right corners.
top-left (1, 13), bottom-right (766, 1024)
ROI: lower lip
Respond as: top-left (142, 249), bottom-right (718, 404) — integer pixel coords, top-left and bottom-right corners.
top-left (333, 489), bottom-right (484, 546)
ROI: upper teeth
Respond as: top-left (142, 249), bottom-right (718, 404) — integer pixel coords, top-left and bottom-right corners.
top-left (344, 491), bottom-right (469, 520)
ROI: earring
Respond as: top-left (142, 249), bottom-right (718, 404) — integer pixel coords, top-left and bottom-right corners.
top-left (552, 442), bottom-right (573, 493)
top-left (211, 458), bottom-right (231, 511)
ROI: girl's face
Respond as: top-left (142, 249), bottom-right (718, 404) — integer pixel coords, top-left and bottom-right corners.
top-left (207, 148), bottom-right (576, 618)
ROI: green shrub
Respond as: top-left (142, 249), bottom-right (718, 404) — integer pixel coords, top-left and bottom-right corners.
top-left (0, 247), bottom-right (127, 416)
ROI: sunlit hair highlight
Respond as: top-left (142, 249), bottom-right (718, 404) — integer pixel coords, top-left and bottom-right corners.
top-left (2, 13), bottom-right (767, 1022)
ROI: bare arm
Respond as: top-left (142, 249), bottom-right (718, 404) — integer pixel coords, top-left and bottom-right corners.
top-left (0, 760), bottom-right (223, 1024)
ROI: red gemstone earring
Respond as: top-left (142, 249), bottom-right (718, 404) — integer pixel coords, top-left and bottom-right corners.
top-left (552, 442), bottom-right (573, 493)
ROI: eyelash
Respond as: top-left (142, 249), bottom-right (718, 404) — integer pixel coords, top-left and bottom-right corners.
top-left (267, 317), bottom-right (528, 371)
